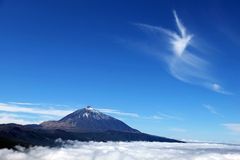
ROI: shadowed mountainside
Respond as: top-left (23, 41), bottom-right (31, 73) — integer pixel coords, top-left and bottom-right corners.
top-left (0, 106), bottom-right (183, 149)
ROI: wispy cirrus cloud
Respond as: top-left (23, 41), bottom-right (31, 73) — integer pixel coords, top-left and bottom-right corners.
top-left (169, 127), bottom-right (187, 133)
top-left (148, 113), bottom-right (183, 121)
top-left (0, 113), bottom-right (43, 124)
top-left (0, 102), bottom-right (73, 124)
top-left (223, 123), bottom-right (240, 134)
top-left (2, 102), bottom-right (140, 118)
top-left (8, 102), bottom-right (41, 106)
top-left (98, 108), bottom-right (139, 118)
top-left (0, 102), bottom-right (184, 124)
top-left (0, 103), bottom-right (141, 124)
top-left (210, 83), bottom-right (232, 95)
top-left (0, 103), bottom-right (73, 117)
top-left (204, 104), bottom-right (223, 117)
top-left (165, 10), bottom-right (193, 57)
top-left (135, 10), bottom-right (230, 95)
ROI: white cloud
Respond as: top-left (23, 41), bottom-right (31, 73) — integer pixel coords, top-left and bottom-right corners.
top-left (223, 123), bottom-right (240, 134)
top-left (8, 102), bottom-right (41, 106)
top-left (0, 103), bottom-right (183, 124)
top-left (0, 141), bottom-right (240, 160)
top-left (98, 108), bottom-right (139, 118)
top-left (151, 115), bottom-right (163, 120)
top-left (204, 104), bottom-right (223, 117)
top-left (149, 113), bottom-right (183, 121)
top-left (0, 103), bottom-right (140, 118)
top-left (210, 83), bottom-right (232, 95)
top-left (0, 103), bottom-right (141, 124)
top-left (169, 128), bottom-right (187, 132)
top-left (135, 10), bottom-right (230, 94)
top-left (212, 83), bottom-right (221, 91)
top-left (0, 113), bottom-right (40, 125)
top-left (171, 10), bottom-right (193, 56)
top-left (158, 113), bottom-right (183, 120)
top-left (0, 103), bottom-right (73, 117)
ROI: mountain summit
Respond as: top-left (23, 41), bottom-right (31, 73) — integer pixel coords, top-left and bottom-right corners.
top-left (41, 106), bottom-right (140, 133)
top-left (0, 106), bottom-right (183, 148)
top-left (60, 106), bottom-right (111, 121)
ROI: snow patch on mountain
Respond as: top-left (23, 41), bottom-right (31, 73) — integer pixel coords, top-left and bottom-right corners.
top-left (41, 106), bottom-right (139, 133)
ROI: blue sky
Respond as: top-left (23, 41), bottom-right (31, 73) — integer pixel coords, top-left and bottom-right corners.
top-left (0, 0), bottom-right (240, 143)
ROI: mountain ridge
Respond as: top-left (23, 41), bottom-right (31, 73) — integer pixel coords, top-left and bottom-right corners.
top-left (40, 106), bottom-right (140, 133)
top-left (0, 106), bottom-right (183, 149)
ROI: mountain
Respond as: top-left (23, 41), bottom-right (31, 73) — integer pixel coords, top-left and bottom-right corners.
top-left (41, 106), bottom-right (139, 133)
top-left (0, 106), bottom-right (183, 149)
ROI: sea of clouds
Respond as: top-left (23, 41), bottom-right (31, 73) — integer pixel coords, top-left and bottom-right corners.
top-left (0, 141), bottom-right (240, 160)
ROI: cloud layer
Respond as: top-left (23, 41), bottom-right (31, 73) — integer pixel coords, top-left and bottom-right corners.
top-left (0, 141), bottom-right (240, 160)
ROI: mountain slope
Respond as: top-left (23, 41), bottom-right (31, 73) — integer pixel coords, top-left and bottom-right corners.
top-left (0, 124), bottom-right (182, 149)
top-left (0, 106), bottom-right (183, 149)
top-left (41, 106), bottom-right (139, 133)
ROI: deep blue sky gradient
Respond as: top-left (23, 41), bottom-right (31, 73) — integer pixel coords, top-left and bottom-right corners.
top-left (0, 0), bottom-right (240, 143)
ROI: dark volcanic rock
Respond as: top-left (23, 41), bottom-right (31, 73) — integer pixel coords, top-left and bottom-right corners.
top-left (0, 106), bottom-right (183, 149)
top-left (41, 106), bottom-right (139, 133)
